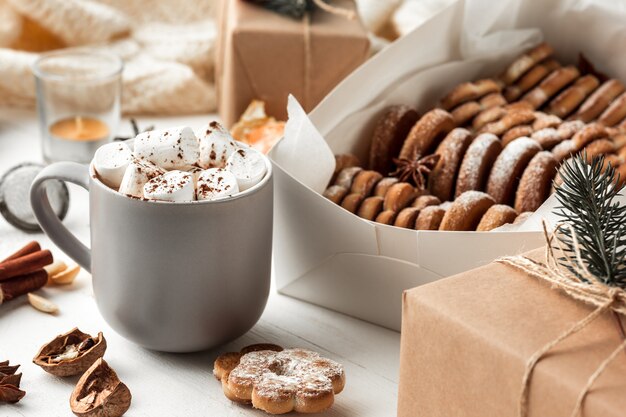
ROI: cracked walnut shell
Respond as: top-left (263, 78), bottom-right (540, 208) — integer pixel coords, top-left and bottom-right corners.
top-left (33, 328), bottom-right (106, 377)
top-left (70, 358), bottom-right (131, 417)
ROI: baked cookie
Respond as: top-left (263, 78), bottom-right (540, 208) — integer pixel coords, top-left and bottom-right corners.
top-left (513, 211), bottom-right (533, 225)
top-left (350, 170), bottom-right (383, 197)
top-left (331, 154), bottom-right (361, 185)
top-left (532, 112), bottom-right (562, 130)
top-left (217, 347), bottom-right (345, 414)
top-left (551, 140), bottom-right (577, 162)
top-left (504, 59), bottom-right (561, 101)
top-left (373, 177), bottom-right (399, 197)
top-left (451, 101), bottom-right (482, 126)
top-left (547, 75), bottom-right (600, 118)
top-left (571, 122), bottom-right (608, 150)
top-left (573, 79), bottom-right (625, 122)
top-left (334, 167), bottom-right (362, 189)
top-left (375, 210), bottom-right (397, 225)
top-left (415, 206), bottom-right (446, 230)
top-left (439, 191), bottom-right (496, 231)
top-left (476, 204), bottom-right (518, 231)
top-left (340, 193), bottom-right (364, 214)
top-left (520, 66), bottom-right (580, 109)
top-left (441, 79), bottom-right (501, 110)
top-left (357, 196), bottom-right (384, 221)
top-left (556, 120), bottom-right (585, 140)
top-left (598, 91), bottom-right (626, 127)
top-left (455, 133), bottom-right (502, 197)
top-left (486, 137), bottom-right (542, 204)
top-left (583, 139), bottom-right (616, 162)
top-left (369, 105), bottom-right (419, 174)
top-left (399, 109), bottom-right (455, 160)
top-left (394, 207), bottom-right (421, 229)
top-left (323, 185), bottom-right (348, 204)
top-left (480, 93), bottom-right (507, 109)
top-left (428, 128), bottom-right (473, 201)
top-left (383, 182), bottom-right (417, 212)
top-left (531, 128), bottom-right (563, 150)
top-left (501, 43), bottom-right (554, 85)
top-left (514, 151), bottom-right (557, 212)
top-left (472, 106), bottom-right (507, 131)
top-left (502, 125), bottom-right (534, 147)
top-left (411, 195), bottom-right (442, 210)
top-left (479, 108), bottom-right (536, 136)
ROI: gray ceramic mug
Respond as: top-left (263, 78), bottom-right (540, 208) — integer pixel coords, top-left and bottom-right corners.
top-left (30, 159), bottom-right (273, 352)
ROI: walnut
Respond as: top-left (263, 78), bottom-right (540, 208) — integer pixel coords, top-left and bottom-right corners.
top-left (70, 359), bottom-right (131, 417)
top-left (33, 328), bottom-right (106, 377)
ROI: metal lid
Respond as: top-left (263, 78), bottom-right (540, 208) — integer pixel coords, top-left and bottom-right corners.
top-left (0, 163), bottom-right (70, 232)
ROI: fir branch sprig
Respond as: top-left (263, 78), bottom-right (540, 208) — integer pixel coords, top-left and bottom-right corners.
top-left (553, 153), bottom-right (626, 289)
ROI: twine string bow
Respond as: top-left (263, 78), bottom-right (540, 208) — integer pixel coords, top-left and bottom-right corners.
top-left (498, 221), bottom-right (626, 417)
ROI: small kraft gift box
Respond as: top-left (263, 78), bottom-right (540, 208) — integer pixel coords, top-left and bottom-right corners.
top-left (398, 155), bottom-right (626, 417)
top-left (216, 0), bottom-right (370, 127)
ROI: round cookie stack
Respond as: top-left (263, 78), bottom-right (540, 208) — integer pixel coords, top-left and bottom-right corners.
top-left (323, 42), bottom-right (626, 231)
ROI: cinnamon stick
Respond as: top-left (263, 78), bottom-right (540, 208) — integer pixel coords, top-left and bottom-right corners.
top-left (0, 270), bottom-right (47, 303)
top-left (1, 241), bottom-right (40, 263)
top-left (0, 250), bottom-right (52, 282)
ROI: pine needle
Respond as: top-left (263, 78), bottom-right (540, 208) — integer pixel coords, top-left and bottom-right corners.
top-left (552, 153), bottom-right (626, 289)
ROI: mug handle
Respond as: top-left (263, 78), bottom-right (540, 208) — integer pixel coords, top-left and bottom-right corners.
top-left (30, 162), bottom-right (91, 272)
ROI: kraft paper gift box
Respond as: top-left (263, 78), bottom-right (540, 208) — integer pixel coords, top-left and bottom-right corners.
top-left (268, 0), bottom-right (626, 331)
top-left (216, 0), bottom-right (369, 127)
top-left (398, 248), bottom-right (626, 417)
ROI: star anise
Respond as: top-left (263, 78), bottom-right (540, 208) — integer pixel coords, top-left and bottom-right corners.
top-left (0, 360), bottom-right (25, 404)
top-left (390, 154), bottom-right (441, 190)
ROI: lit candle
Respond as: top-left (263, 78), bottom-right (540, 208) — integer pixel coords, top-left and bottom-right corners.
top-left (49, 116), bottom-right (110, 142)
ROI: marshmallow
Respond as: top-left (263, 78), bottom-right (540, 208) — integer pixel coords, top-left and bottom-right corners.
top-left (225, 148), bottom-right (267, 191)
top-left (143, 170), bottom-right (195, 202)
top-left (118, 158), bottom-right (165, 198)
top-left (196, 168), bottom-right (239, 201)
top-left (196, 121), bottom-right (239, 169)
top-left (133, 126), bottom-right (200, 170)
top-left (93, 142), bottom-right (132, 189)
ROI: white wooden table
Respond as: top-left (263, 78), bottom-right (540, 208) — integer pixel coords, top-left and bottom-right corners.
top-left (0, 109), bottom-right (401, 417)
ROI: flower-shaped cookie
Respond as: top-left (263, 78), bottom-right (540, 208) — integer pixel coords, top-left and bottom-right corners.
top-left (213, 344), bottom-right (345, 414)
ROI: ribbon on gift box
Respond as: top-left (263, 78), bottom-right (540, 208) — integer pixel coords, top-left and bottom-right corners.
top-left (498, 221), bottom-right (626, 417)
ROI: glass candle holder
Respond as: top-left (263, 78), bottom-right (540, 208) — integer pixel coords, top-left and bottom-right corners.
top-left (33, 50), bottom-right (123, 164)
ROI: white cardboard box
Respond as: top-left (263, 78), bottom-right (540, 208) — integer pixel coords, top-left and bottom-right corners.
top-left (269, 0), bottom-right (626, 331)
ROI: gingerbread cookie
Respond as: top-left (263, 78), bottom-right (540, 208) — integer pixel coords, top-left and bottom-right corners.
top-left (532, 112), bottom-right (562, 130)
top-left (383, 182), bottom-right (418, 212)
top-left (502, 125), bottom-right (534, 147)
top-left (411, 195), bottom-right (442, 210)
top-left (439, 191), bottom-right (496, 231)
top-left (323, 185), bottom-right (348, 204)
top-left (520, 66), bottom-right (580, 109)
top-left (476, 204), bottom-right (518, 231)
top-left (373, 177), bottom-right (399, 197)
top-left (350, 170), bottom-right (383, 197)
top-left (479, 108), bottom-right (536, 136)
top-left (472, 106), bottom-right (507, 131)
top-left (357, 196), bottom-right (384, 221)
top-left (441, 79), bottom-right (501, 110)
top-left (574, 79), bottom-right (625, 122)
top-left (571, 122), bottom-right (608, 150)
top-left (340, 193), bottom-right (363, 214)
top-left (480, 93), bottom-right (507, 109)
top-left (504, 59), bottom-right (561, 101)
top-left (551, 140), bottom-right (577, 162)
top-left (486, 137), bottom-right (542, 204)
top-left (514, 211), bottom-right (533, 225)
top-left (369, 105), bottom-right (419, 174)
top-left (598, 91), bottom-right (626, 127)
top-left (455, 133), bottom-right (502, 197)
top-left (394, 207), bottom-right (421, 229)
top-left (556, 120), bottom-right (585, 140)
top-left (531, 128), bottom-right (563, 150)
top-left (334, 167), bottom-right (362, 189)
top-left (216, 346), bottom-right (345, 414)
top-left (415, 206), bottom-right (446, 230)
top-left (583, 139), bottom-right (616, 162)
top-left (547, 74), bottom-right (600, 118)
top-left (451, 101), bottom-right (482, 126)
top-left (501, 43), bottom-right (554, 85)
top-left (514, 151), bottom-right (557, 212)
top-left (428, 128), bottom-right (473, 201)
top-left (375, 210), bottom-right (397, 225)
top-left (399, 109), bottom-right (455, 160)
